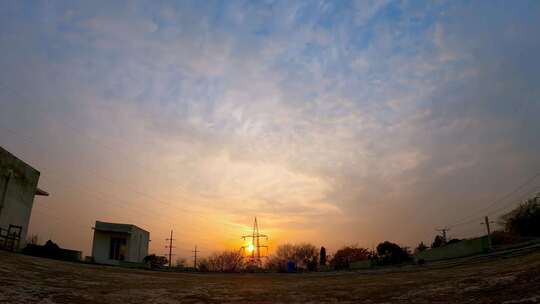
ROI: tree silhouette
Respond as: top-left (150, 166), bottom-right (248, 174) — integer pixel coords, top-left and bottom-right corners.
top-left (431, 235), bottom-right (445, 248)
top-left (376, 241), bottom-right (411, 265)
top-left (330, 246), bottom-right (370, 270)
top-left (415, 241), bottom-right (428, 253)
top-left (501, 194), bottom-right (540, 237)
top-left (144, 254), bottom-right (168, 268)
top-left (206, 251), bottom-right (244, 272)
top-left (319, 247), bottom-right (327, 266)
top-left (267, 243), bottom-right (318, 272)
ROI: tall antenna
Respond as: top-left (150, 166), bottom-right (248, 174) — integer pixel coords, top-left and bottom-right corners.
top-left (241, 217), bottom-right (269, 267)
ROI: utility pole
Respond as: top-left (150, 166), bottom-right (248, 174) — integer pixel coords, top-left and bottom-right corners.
top-left (241, 217), bottom-right (269, 267)
top-left (481, 216), bottom-right (495, 250)
top-left (436, 227), bottom-right (450, 243)
top-left (165, 230), bottom-right (175, 269)
top-left (192, 245), bottom-right (199, 269)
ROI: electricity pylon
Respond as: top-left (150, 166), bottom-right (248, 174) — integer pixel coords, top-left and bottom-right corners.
top-left (241, 217), bottom-right (269, 267)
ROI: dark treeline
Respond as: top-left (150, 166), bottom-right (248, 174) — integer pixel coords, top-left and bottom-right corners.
top-left (195, 194), bottom-right (539, 273)
top-left (20, 194), bottom-right (539, 272)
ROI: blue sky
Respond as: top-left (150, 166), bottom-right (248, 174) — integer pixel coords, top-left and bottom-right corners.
top-left (1, 0), bottom-right (540, 256)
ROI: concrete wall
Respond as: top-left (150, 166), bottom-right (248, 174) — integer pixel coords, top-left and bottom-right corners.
top-left (91, 224), bottom-right (149, 265)
top-left (128, 227), bottom-right (149, 263)
top-left (0, 147), bottom-right (41, 250)
top-left (91, 230), bottom-right (123, 265)
top-left (415, 236), bottom-right (490, 262)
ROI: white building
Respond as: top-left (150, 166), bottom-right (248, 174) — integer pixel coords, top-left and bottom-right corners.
top-left (0, 146), bottom-right (48, 251)
top-left (91, 221), bottom-right (149, 265)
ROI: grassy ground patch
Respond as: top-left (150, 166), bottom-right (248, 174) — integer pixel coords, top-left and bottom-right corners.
top-left (1, 250), bottom-right (540, 303)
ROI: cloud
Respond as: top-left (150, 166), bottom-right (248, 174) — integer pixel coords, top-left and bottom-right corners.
top-left (1, 0), bottom-right (539, 253)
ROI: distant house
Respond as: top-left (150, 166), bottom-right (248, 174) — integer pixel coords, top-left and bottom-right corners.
top-left (0, 146), bottom-right (48, 251)
top-left (91, 221), bottom-right (149, 265)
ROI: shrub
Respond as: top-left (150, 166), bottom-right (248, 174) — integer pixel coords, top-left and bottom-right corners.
top-left (330, 246), bottom-right (370, 270)
top-left (431, 235), bottom-right (445, 248)
top-left (266, 243), bottom-right (318, 272)
top-left (414, 242), bottom-right (428, 253)
top-left (144, 254), bottom-right (168, 269)
top-left (375, 241), bottom-right (411, 265)
top-left (501, 194), bottom-right (540, 237)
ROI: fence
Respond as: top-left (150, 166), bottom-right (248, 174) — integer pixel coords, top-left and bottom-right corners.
top-left (414, 236), bottom-right (490, 262)
top-left (0, 225), bottom-right (22, 251)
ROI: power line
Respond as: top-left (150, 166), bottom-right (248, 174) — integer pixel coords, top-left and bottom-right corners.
top-left (485, 186), bottom-right (540, 218)
top-left (31, 206), bottom-right (92, 232)
top-left (40, 176), bottom-right (215, 250)
top-left (450, 184), bottom-right (540, 231)
top-left (1, 126), bottom-right (219, 252)
top-left (0, 83), bottom-right (237, 229)
top-left (46, 173), bottom-right (216, 247)
top-left (448, 171), bottom-right (540, 228)
top-left (2, 126), bottom-right (197, 215)
top-left (0, 81), bottom-right (194, 197)
top-left (446, 186), bottom-right (540, 240)
top-left (0, 122), bottom-right (235, 235)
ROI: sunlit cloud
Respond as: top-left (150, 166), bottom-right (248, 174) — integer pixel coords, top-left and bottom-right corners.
top-left (0, 0), bottom-right (539, 256)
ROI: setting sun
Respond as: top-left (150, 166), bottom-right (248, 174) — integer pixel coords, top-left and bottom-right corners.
top-left (246, 244), bottom-right (254, 253)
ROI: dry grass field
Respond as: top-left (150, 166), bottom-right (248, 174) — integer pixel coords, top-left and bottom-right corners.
top-left (1, 250), bottom-right (540, 304)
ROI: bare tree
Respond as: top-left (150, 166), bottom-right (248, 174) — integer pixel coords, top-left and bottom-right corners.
top-left (206, 251), bottom-right (244, 272)
top-left (293, 243), bottom-right (318, 270)
top-left (267, 243), bottom-right (318, 272)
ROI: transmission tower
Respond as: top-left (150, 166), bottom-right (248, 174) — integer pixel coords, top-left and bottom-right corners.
top-left (240, 217), bottom-right (269, 267)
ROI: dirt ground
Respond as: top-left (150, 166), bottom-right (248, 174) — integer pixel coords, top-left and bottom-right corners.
top-left (1, 250), bottom-right (540, 304)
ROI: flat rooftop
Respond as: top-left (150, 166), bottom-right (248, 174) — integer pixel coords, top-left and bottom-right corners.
top-left (93, 221), bottom-right (149, 235)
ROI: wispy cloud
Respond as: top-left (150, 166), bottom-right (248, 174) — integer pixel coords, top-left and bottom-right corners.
top-left (1, 0), bottom-right (539, 255)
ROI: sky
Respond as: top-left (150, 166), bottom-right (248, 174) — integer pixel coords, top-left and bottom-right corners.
top-left (1, 0), bottom-right (540, 259)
